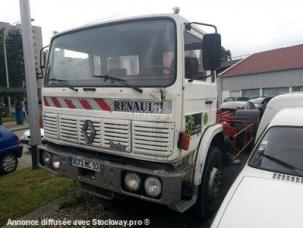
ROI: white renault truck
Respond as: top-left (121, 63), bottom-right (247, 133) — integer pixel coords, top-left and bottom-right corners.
top-left (38, 12), bottom-right (225, 220)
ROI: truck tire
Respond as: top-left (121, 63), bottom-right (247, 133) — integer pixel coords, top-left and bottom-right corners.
top-left (195, 146), bottom-right (223, 221)
top-left (0, 154), bottom-right (18, 175)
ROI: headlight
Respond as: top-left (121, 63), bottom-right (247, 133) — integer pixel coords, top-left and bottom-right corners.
top-left (144, 177), bottom-right (162, 197)
top-left (41, 151), bottom-right (51, 165)
top-left (124, 172), bottom-right (141, 192)
top-left (51, 155), bottom-right (61, 170)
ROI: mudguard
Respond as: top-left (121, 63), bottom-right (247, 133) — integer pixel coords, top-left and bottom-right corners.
top-left (193, 124), bottom-right (223, 185)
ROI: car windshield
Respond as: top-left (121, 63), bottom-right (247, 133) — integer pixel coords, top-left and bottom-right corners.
top-left (45, 19), bottom-right (176, 88)
top-left (249, 127), bottom-right (303, 176)
top-left (250, 97), bottom-right (264, 104)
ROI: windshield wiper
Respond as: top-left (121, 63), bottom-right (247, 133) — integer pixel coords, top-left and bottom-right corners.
top-left (93, 75), bottom-right (143, 93)
top-left (48, 78), bottom-right (78, 92)
top-left (256, 152), bottom-right (303, 174)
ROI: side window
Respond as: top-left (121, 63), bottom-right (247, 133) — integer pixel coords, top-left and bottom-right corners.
top-left (184, 32), bottom-right (204, 80)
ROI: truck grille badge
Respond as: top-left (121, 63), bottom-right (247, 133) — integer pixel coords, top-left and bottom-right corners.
top-left (81, 120), bottom-right (96, 144)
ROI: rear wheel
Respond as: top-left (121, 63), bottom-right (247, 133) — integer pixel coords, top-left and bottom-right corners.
top-left (195, 146), bottom-right (223, 221)
top-left (0, 154), bottom-right (18, 175)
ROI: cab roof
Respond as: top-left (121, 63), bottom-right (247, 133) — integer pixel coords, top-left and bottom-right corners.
top-left (269, 107), bottom-right (303, 127)
top-left (51, 13), bottom-right (191, 40)
top-left (256, 92), bottom-right (303, 140)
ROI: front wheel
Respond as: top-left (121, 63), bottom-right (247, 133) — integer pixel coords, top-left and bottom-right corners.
top-left (0, 154), bottom-right (18, 175)
top-left (195, 146), bottom-right (223, 221)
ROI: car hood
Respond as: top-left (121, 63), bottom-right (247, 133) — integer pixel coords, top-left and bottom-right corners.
top-left (217, 175), bottom-right (303, 228)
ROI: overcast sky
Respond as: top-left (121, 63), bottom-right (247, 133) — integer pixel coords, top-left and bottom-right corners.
top-left (1, 0), bottom-right (303, 58)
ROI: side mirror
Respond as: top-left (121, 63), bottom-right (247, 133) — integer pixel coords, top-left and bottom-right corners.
top-left (39, 45), bottom-right (49, 77)
top-left (202, 33), bottom-right (221, 71)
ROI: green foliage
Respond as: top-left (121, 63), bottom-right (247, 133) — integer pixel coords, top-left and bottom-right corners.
top-left (221, 46), bottom-right (232, 62)
top-left (185, 115), bottom-right (195, 134)
top-left (0, 28), bottom-right (25, 89)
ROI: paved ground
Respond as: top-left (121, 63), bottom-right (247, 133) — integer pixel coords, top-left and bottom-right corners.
top-left (3, 121), bottom-right (29, 132)
top-left (14, 130), bottom-right (32, 170)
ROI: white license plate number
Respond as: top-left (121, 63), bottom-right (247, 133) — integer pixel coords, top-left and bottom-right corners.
top-left (71, 158), bottom-right (100, 172)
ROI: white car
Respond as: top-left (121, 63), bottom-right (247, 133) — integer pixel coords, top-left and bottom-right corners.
top-left (20, 128), bottom-right (44, 145)
top-left (211, 107), bottom-right (303, 228)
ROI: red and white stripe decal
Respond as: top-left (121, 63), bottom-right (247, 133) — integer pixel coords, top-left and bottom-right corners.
top-left (94, 98), bottom-right (111, 111)
top-left (64, 99), bottom-right (76, 109)
top-left (43, 96), bottom-right (112, 111)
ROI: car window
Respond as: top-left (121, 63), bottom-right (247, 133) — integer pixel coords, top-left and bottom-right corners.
top-left (249, 127), bottom-right (303, 176)
top-left (263, 97), bottom-right (272, 105)
top-left (249, 102), bottom-right (255, 109)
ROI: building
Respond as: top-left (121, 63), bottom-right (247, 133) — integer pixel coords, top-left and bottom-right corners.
top-left (0, 21), bottom-right (43, 71)
top-left (0, 22), bottom-right (9, 29)
top-left (217, 59), bottom-right (241, 104)
top-left (219, 44), bottom-right (303, 101)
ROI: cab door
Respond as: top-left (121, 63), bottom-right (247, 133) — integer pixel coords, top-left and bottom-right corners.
top-left (183, 30), bottom-right (213, 153)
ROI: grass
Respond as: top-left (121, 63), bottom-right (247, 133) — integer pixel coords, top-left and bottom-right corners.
top-left (2, 116), bottom-right (15, 123)
top-left (58, 193), bottom-right (87, 209)
top-left (0, 167), bottom-right (74, 226)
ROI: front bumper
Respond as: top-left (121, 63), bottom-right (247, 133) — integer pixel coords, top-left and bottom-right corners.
top-left (38, 144), bottom-right (193, 209)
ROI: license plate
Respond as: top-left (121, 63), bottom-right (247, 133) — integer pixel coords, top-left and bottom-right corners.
top-left (71, 158), bottom-right (100, 172)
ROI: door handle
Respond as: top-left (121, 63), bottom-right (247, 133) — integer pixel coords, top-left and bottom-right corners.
top-left (205, 100), bottom-right (213, 105)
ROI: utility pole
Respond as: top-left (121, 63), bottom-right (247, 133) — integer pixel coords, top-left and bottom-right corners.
top-left (19, 0), bottom-right (41, 169)
top-left (3, 31), bottom-right (12, 113)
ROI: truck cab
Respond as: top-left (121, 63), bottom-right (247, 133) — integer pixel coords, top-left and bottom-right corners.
top-left (39, 13), bottom-right (224, 220)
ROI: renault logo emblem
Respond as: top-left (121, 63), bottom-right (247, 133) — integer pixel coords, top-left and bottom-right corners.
top-left (81, 120), bottom-right (96, 144)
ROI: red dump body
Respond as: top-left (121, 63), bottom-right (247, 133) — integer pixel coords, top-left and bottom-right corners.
top-left (217, 110), bottom-right (257, 160)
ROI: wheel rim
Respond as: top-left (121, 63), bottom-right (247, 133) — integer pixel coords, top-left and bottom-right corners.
top-left (2, 156), bottom-right (16, 172)
top-left (208, 166), bottom-right (222, 210)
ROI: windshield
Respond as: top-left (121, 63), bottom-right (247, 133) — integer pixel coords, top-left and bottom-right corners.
top-left (45, 19), bottom-right (176, 88)
top-left (249, 127), bottom-right (303, 176)
top-left (250, 97), bottom-right (264, 104)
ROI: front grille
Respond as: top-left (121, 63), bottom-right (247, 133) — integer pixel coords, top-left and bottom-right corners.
top-left (44, 113), bottom-right (174, 157)
top-left (132, 121), bottom-right (174, 156)
top-left (59, 115), bottom-right (78, 143)
top-left (101, 119), bottom-right (131, 152)
top-left (43, 113), bottom-right (58, 139)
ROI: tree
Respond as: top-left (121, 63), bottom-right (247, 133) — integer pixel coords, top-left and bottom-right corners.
top-left (221, 46), bottom-right (232, 62)
top-left (0, 29), bottom-right (6, 87)
top-left (5, 28), bottom-right (25, 88)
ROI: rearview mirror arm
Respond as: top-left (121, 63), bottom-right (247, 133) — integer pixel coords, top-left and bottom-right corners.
top-left (185, 22), bottom-right (217, 33)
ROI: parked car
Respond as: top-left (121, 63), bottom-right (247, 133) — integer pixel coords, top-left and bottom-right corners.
top-left (219, 101), bottom-right (257, 112)
top-left (20, 128), bottom-right (45, 145)
top-left (250, 97), bottom-right (273, 115)
top-left (0, 125), bottom-right (23, 175)
top-left (223, 97), bottom-right (249, 102)
top-left (211, 107), bottom-right (303, 228)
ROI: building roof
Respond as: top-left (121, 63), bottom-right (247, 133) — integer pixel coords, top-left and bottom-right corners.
top-left (217, 59), bottom-right (242, 74)
top-left (221, 44), bottom-right (303, 77)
